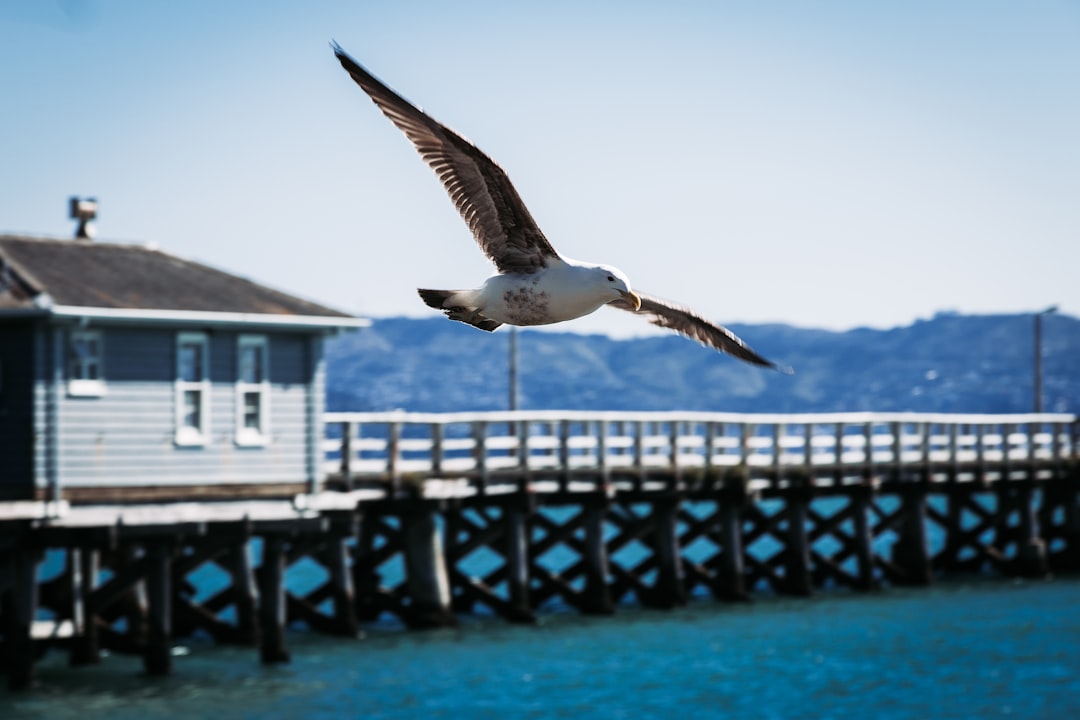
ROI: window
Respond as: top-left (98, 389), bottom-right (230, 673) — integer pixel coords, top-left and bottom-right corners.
top-left (68, 329), bottom-right (106, 396)
top-left (235, 335), bottom-right (270, 445)
top-left (175, 332), bottom-right (210, 445)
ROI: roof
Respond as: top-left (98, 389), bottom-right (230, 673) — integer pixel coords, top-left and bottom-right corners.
top-left (0, 234), bottom-right (367, 330)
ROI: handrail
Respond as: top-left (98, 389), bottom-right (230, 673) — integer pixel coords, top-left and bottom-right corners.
top-left (323, 412), bottom-right (1079, 484)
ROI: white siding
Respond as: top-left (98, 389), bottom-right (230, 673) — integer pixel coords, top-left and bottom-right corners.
top-left (53, 326), bottom-right (318, 488)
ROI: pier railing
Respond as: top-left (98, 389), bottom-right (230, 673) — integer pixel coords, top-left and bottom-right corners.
top-left (324, 411), bottom-right (1078, 490)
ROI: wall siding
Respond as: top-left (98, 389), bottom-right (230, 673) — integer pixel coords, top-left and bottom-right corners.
top-left (54, 326), bottom-right (318, 488)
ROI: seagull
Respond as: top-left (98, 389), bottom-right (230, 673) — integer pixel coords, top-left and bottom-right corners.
top-left (333, 43), bottom-right (791, 373)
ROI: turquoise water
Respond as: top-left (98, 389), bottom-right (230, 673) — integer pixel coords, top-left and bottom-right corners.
top-left (4, 578), bottom-right (1080, 719)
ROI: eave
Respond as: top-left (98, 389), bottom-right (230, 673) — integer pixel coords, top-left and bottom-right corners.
top-left (0, 304), bottom-right (370, 332)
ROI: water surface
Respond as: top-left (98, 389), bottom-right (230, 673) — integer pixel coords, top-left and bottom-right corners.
top-left (4, 578), bottom-right (1079, 719)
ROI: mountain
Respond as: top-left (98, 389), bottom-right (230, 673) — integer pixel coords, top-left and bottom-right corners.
top-left (325, 312), bottom-right (1080, 414)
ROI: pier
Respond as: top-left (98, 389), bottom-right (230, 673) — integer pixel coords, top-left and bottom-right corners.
top-left (2, 411), bottom-right (1078, 689)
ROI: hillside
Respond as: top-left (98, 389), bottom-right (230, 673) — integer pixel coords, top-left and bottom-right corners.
top-left (325, 312), bottom-right (1079, 414)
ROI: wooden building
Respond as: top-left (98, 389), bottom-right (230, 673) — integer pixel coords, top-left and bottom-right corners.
top-left (0, 233), bottom-right (367, 504)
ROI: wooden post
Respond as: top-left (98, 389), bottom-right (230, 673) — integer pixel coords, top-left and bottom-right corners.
top-left (117, 543), bottom-right (148, 648)
top-left (259, 535), bottom-right (291, 664)
top-left (432, 422), bottom-right (444, 476)
top-left (714, 473), bottom-right (749, 601)
top-left (326, 527), bottom-right (361, 636)
top-left (633, 421), bottom-right (646, 491)
top-left (504, 502), bottom-right (535, 622)
top-left (783, 487), bottom-right (814, 596)
top-left (228, 540), bottom-right (259, 645)
top-left (892, 488), bottom-right (933, 585)
top-left (1015, 484), bottom-right (1049, 578)
top-left (582, 499), bottom-right (614, 614)
top-left (353, 514), bottom-right (382, 622)
top-left (852, 484), bottom-right (877, 590)
top-left (388, 421), bottom-right (402, 495)
top-left (1065, 466), bottom-right (1080, 570)
top-left (940, 487), bottom-right (964, 573)
top-left (70, 547), bottom-right (101, 665)
top-left (340, 420), bottom-right (353, 490)
top-left (648, 498), bottom-right (686, 608)
top-left (402, 506), bottom-right (455, 628)
top-left (474, 421), bottom-right (490, 490)
top-left (558, 420), bottom-right (571, 492)
top-left (144, 542), bottom-right (173, 676)
top-left (3, 549), bottom-right (40, 691)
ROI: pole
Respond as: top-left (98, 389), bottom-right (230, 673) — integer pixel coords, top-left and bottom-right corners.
top-left (509, 328), bottom-right (519, 411)
top-left (1034, 305), bottom-right (1058, 414)
top-left (1035, 312), bottom-right (1043, 414)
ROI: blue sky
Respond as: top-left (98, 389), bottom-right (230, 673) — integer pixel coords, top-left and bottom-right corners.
top-left (2, 1), bottom-right (1077, 334)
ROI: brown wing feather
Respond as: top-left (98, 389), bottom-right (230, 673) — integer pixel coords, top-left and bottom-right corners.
top-left (333, 44), bottom-right (558, 274)
top-left (609, 292), bottom-right (793, 372)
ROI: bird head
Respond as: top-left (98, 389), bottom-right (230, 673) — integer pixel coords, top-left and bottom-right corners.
top-left (596, 265), bottom-right (641, 311)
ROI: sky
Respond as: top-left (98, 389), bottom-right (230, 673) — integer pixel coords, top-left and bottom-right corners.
top-left (2, 1), bottom-right (1078, 336)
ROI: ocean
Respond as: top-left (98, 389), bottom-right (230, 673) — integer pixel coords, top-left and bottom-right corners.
top-left (4, 577), bottom-right (1079, 719)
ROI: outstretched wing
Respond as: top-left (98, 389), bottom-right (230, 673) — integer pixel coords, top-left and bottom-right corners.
top-left (333, 43), bottom-right (559, 275)
top-left (609, 292), bottom-right (793, 372)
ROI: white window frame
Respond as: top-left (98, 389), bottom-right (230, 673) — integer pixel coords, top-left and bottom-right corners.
top-left (67, 329), bottom-right (106, 397)
top-left (235, 334), bottom-right (270, 446)
top-left (175, 331), bottom-right (211, 446)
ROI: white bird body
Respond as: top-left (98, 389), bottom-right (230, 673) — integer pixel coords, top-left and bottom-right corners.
top-left (434, 258), bottom-right (635, 328)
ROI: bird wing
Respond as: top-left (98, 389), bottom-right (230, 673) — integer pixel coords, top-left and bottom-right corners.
top-left (333, 44), bottom-right (559, 275)
top-left (608, 292), bottom-right (793, 372)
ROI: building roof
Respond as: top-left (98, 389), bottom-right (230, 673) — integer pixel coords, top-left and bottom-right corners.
top-left (0, 234), bottom-right (367, 330)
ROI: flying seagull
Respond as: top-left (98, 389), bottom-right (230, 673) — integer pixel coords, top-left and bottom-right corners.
top-left (332, 43), bottom-right (791, 373)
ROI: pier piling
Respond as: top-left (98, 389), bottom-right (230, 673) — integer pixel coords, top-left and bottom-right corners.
top-left (144, 542), bottom-right (173, 676)
top-left (402, 506), bottom-right (455, 628)
top-left (582, 499), bottom-right (614, 615)
top-left (503, 503), bottom-right (535, 622)
top-left (3, 548), bottom-right (40, 691)
top-left (258, 535), bottom-right (290, 664)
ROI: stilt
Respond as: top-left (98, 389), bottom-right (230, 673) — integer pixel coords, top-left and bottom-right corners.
top-left (402, 506), bottom-right (455, 628)
top-left (784, 490), bottom-right (814, 596)
top-left (353, 515), bottom-right (382, 621)
top-left (647, 498), bottom-right (686, 608)
top-left (70, 547), bottom-right (101, 665)
top-left (144, 542), bottom-right (173, 676)
top-left (227, 542), bottom-right (259, 644)
top-left (940, 488), bottom-right (964, 573)
top-left (1062, 472), bottom-right (1080, 570)
top-left (852, 485), bottom-right (878, 590)
top-left (1015, 484), bottom-right (1049, 578)
top-left (714, 499), bottom-right (749, 602)
top-left (259, 535), bottom-right (291, 664)
top-left (503, 504), bottom-right (535, 622)
top-left (326, 533), bottom-right (361, 636)
top-left (4, 549), bottom-right (40, 691)
top-left (117, 544), bottom-right (148, 648)
top-left (892, 488), bottom-right (932, 585)
top-left (582, 499), bottom-right (614, 614)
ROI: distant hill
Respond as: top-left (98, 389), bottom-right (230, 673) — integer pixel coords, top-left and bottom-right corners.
top-left (325, 312), bottom-right (1080, 414)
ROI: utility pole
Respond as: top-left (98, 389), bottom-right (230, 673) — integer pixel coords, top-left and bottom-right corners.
top-left (509, 327), bottom-right (519, 411)
top-left (1034, 305), bottom-right (1057, 413)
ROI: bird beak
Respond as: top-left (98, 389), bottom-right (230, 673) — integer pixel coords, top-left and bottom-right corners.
top-left (619, 290), bottom-right (642, 311)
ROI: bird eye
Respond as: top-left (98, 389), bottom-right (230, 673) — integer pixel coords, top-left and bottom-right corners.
top-left (607, 275), bottom-right (615, 282)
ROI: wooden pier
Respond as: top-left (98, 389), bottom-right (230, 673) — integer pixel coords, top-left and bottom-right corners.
top-left (2, 411), bottom-right (1078, 689)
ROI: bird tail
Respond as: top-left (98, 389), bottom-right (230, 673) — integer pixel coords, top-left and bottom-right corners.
top-left (417, 288), bottom-right (502, 332)
top-left (418, 288), bottom-right (457, 310)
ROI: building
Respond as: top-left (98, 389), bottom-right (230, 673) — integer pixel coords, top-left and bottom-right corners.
top-left (0, 231), bottom-right (367, 503)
